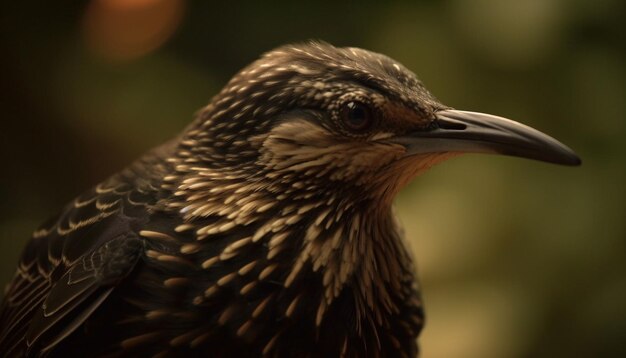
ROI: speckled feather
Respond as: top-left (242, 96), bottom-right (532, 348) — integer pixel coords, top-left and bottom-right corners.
top-left (0, 42), bottom-right (445, 357)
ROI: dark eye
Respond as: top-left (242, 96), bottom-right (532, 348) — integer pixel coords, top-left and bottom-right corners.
top-left (340, 101), bottom-right (374, 132)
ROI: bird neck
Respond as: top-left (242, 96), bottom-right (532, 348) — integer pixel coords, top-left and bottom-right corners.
top-left (162, 162), bottom-right (420, 329)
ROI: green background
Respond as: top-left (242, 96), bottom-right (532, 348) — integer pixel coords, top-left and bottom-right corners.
top-left (0, 1), bottom-right (624, 356)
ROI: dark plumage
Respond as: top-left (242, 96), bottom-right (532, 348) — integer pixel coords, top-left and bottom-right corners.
top-left (0, 42), bottom-right (580, 357)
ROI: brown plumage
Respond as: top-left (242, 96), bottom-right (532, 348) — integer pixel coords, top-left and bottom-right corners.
top-left (0, 42), bottom-right (580, 357)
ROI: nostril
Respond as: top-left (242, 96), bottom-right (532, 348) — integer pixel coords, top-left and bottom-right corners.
top-left (436, 118), bottom-right (467, 130)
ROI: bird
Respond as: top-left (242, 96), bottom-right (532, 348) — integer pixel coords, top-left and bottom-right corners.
top-left (0, 41), bottom-right (580, 357)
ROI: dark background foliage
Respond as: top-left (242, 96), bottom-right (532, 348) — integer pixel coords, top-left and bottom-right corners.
top-left (0, 1), bottom-right (624, 356)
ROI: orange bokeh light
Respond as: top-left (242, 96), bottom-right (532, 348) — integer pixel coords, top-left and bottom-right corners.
top-left (83, 0), bottom-right (185, 62)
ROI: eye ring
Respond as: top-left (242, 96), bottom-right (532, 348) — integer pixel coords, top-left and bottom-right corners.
top-left (339, 101), bottom-right (374, 133)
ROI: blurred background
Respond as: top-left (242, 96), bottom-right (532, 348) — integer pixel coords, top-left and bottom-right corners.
top-left (0, 0), bottom-right (623, 356)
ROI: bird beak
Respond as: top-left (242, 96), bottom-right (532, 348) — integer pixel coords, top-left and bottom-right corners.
top-left (394, 109), bottom-right (581, 166)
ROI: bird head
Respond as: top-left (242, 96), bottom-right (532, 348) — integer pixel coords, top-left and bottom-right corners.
top-left (182, 42), bottom-right (580, 209)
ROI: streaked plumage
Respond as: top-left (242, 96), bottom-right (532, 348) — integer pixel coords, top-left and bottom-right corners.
top-left (0, 42), bottom-right (580, 357)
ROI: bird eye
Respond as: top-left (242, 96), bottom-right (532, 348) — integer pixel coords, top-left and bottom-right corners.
top-left (340, 101), bottom-right (374, 132)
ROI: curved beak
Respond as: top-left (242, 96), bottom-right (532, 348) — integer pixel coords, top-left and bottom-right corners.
top-left (394, 110), bottom-right (581, 166)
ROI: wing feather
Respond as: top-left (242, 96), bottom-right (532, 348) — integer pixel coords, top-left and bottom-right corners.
top-left (0, 148), bottom-right (170, 355)
top-left (0, 173), bottom-right (159, 355)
